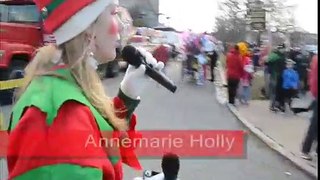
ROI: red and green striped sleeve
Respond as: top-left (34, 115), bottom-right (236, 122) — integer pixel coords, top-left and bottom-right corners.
top-left (113, 89), bottom-right (142, 170)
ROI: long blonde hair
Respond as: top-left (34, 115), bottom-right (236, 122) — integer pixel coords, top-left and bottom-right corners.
top-left (16, 21), bottom-right (128, 131)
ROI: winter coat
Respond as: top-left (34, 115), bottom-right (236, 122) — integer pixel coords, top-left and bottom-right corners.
top-left (226, 49), bottom-right (244, 80)
top-left (282, 68), bottom-right (299, 90)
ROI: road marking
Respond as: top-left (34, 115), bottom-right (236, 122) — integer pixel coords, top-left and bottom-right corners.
top-left (0, 110), bottom-right (4, 130)
top-left (0, 79), bottom-right (24, 90)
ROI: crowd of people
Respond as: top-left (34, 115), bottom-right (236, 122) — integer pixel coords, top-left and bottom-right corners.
top-left (225, 43), bottom-right (254, 105)
top-left (224, 41), bottom-right (318, 161)
top-left (179, 32), bottom-right (220, 85)
top-left (264, 44), bottom-right (318, 160)
top-left (261, 44), bottom-right (316, 113)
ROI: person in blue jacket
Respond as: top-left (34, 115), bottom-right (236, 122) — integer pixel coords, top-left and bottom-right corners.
top-left (282, 59), bottom-right (299, 111)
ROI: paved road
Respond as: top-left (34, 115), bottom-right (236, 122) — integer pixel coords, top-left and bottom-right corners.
top-left (1, 61), bottom-right (314, 180)
top-left (104, 62), bottom-right (314, 180)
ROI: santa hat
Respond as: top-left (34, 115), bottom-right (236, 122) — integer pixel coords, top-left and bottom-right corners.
top-left (35, 0), bottom-right (116, 45)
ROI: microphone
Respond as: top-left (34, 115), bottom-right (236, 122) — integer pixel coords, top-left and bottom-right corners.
top-left (121, 45), bottom-right (177, 93)
top-left (161, 153), bottom-right (180, 180)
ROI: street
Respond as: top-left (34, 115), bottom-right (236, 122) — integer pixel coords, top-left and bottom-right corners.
top-left (0, 0), bottom-right (317, 179)
top-left (107, 61), bottom-right (314, 180)
top-left (1, 61), bottom-right (314, 180)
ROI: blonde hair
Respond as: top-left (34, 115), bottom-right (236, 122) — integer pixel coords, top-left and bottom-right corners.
top-left (16, 20), bottom-right (128, 131)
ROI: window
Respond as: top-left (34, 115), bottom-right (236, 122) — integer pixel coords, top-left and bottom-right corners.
top-left (0, 4), bottom-right (8, 22)
top-left (0, 4), bottom-right (39, 23)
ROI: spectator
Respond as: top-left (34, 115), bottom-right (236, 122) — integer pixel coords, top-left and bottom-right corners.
top-left (301, 54), bottom-right (318, 160)
top-left (293, 49), bottom-right (310, 95)
top-left (260, 45), bottom-right (272, 98)
top-left (239, 52), bottom-right (254, 105)
top-left (265, 44), bottom-right (286, 112)
top-left (252, 47), bottom-right (260, 71)
top-left (282, 59), bottom-right (299, 110)
top-left (226, 45), bottom-right (244, 105)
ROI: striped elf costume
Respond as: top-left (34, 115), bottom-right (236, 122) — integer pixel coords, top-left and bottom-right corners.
top-left (6, 0), bottom-right (155, 179)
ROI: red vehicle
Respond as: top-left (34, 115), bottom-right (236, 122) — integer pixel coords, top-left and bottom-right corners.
top-left (0, 0), bottom-right (124, 83)
top-left (0, 0), bottom-right (46, 81)
top-left (0, 0), bottom-right (51, 105)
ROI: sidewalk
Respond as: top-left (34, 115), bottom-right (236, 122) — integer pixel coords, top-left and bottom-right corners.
top-left (216, 56), bottom-right (318, 178)
top-left (229, 98), bottom-right (318, 178)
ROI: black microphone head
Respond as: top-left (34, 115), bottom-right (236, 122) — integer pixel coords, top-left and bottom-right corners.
top-left (121, 45), bottom-right (142, 67)
top-left (161, 153), bottom-right (180, 180)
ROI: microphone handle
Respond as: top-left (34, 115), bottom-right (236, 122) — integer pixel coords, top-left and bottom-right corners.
top-left (145, 65), bottom-right (177, 93)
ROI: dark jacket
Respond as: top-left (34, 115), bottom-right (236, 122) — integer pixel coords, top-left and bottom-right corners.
top-left (266, 50), bottom-right (286, 81)
top-left (209, 50), bottom-right (219, 67)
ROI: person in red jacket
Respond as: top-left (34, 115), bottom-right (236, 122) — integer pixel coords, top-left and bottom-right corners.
top-left (226, 45), bottom-right (244, 105)
top-left (301, 54), bottom-right (318, 160)
top-left (309, 54), bottom-right (318, 98)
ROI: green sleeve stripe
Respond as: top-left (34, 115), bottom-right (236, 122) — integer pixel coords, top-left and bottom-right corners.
top-left (118, 89), bottom-right (140, 120)
top-left (14, 164), bottom-right (103, 180)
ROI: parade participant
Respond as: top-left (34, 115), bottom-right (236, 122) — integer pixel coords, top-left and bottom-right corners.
top-left (208, 48), bottom-right (219, 82)
top-left (6, 0), bottom-right (164, 179)
top-left (201, 34), bottom-right (216, 82)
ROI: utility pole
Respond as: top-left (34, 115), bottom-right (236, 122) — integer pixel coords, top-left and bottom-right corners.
top-left (246, 0), bottom-right (266, 46)
top-left (257, 30), bottom-right (262, 47)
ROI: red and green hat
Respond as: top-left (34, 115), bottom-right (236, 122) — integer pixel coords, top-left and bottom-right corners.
top-left (34, 0), bottom-right (116, 45)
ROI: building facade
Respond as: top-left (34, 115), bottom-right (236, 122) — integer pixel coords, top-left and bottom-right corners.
top-left (119, 0), bottom-right (159, 28)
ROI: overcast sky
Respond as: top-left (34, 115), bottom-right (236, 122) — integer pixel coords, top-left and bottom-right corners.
top-left (159, 0), bottom-right (318, 34)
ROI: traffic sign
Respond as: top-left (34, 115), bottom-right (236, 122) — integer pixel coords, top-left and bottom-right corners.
top-left (247, 3), bottom-right (263, 8)
top-left (246, 0), bottom-right (266, 31)
top-left (250, 18), bottom-right (265, 23)
top-left (251, 22), bottom-right (265, 30)
top-left (249, 11), bottom-right (266, 18)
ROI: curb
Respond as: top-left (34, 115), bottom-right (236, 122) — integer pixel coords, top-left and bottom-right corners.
top-left (217, 57), bottom-right (227, 86)
top-left (227, 104), bottom-right (318, 179)
top-left (216, 54), bottom-right (317, 178)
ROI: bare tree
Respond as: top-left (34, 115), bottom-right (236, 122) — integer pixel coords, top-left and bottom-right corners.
top-left (264, 0), bottom-right (296, 31)
top-left (214, 0), bottom-right (247, 43)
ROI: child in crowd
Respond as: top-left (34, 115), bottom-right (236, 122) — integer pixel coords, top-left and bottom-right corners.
top-left (282, 59), bottom-right (299, 111)
top-left (239, 52), bottom-right (254, 105)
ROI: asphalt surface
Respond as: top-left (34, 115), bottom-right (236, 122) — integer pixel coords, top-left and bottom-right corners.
top-left (0, 61), bottom-right (315, 180)
top-left (104, 61), bottom-right (314, 180)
